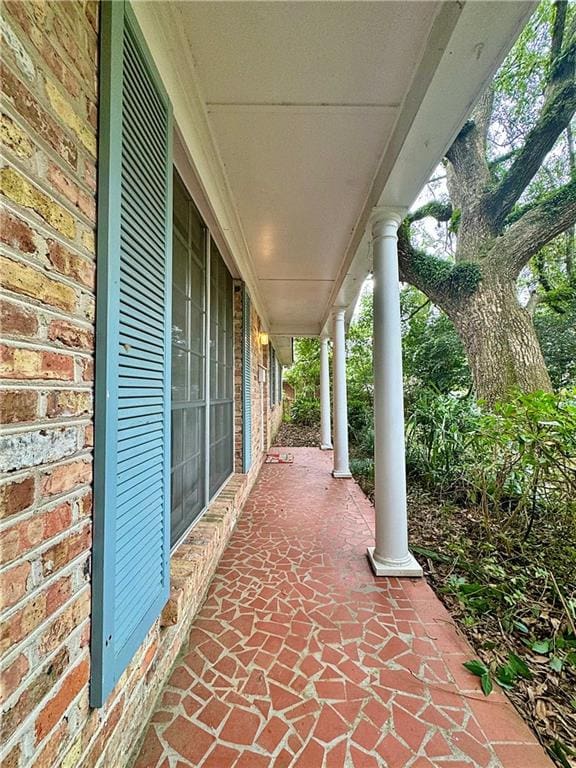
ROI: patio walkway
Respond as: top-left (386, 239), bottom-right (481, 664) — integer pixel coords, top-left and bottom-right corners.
top-left (132, 448), bottom-right (552, 768)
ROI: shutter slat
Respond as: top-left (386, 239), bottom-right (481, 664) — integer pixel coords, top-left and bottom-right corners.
top-left (91, 2), bottom-right (172, 707)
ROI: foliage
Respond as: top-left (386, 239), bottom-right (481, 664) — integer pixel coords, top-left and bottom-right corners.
top-left (535, 296), bottom-right (576, 387)
top-left (284, 338), bottom-right (322, 425)
top-left (401, 286), bottom-right (471, 397)
top-left (289, 397), bottom-right (320, 426)
top-left (466, 389), bottom-right (576, 540)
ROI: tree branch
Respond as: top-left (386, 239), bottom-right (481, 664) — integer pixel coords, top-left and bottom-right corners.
top-left (486, 6), bottom-right (576, 226)
top-left (490, 178), bottom-right (576, 277)
top-left (407, 201), bottom-right (453, 225)
top-left (397, 223), bottom-right (481, 310)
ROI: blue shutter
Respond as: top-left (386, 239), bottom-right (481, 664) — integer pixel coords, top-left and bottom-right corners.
top-left (242, 288), bottom-right (252, 472)
top-left (91, 1), bottom-right (172, 707)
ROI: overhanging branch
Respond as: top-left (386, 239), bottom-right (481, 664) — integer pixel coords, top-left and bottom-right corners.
top-left (490, 178), bottom-right (576, 276)
top-left (486, 7), bottom-right (576, 226)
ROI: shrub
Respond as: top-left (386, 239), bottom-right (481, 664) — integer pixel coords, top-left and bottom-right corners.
top-left (290, 396), bottom-right (320, 426)
top-left (468, 389), bottom-right (576, 539)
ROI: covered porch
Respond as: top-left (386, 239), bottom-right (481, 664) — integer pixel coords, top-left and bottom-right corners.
top-left (132, 448), bottom-right (551, 768)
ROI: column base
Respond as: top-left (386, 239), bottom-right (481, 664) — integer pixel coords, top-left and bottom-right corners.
top-left (332, 469), bottom-right (352, 478)
top-left (367, 547), bottom-right (423, 577)
top-left (320, 444), bottom-right (333, 451)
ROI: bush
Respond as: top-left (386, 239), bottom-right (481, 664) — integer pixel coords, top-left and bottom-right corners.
top-left (468, 389), bottom-right (576, 539)
top-left (404, 389), bottom-right (478, 496)
top-left (290, 397), bottom-right (320, 426)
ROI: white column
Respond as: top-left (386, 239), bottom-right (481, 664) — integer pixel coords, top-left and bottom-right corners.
top-left (368, 208), bottom-right (422, 577)
top-left (332, 309), bottom-right (351, 478)
top-left (319, 337), bottom-right (332, 450)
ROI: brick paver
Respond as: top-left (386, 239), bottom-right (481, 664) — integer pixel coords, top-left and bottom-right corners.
top-left (132, 448), bottom-right (552, 767)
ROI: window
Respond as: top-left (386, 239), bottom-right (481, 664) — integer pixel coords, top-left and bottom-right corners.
top-left (171, 174), bottom-right (206, 545)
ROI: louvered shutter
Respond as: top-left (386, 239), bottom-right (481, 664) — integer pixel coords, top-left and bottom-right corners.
top-left (91, 1), bottom-right (172, 707)
top-left (242, 288), bottom-right (252, 472)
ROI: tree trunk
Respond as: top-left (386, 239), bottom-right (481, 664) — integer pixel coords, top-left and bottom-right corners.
top-left (447, 276), bottom-right (553, 404)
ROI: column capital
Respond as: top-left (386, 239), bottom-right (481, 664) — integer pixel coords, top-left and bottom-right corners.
top-left (331, 307), bottom-right (346, 321)
top-left (370, 206), bottom-right (407, 238)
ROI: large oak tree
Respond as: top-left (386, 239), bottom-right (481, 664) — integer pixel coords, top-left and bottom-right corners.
top-left (398, 0), bottom-right (576, 403)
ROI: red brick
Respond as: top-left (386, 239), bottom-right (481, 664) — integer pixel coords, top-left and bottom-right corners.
top-left (47, 240), bottom-right (95, 289)
top-left (0, 653), bottom-right (29, 705)
top-left (40, 525), bottom-right (91, 576)
top-left (1, 648), bottom-right (68, 743)
top-left (35, 656), bottom-right (90, 743)
top-left (0, 561), bottom-right (31, 610)
top-left (0, 389), bottom-right (37, 424)
top-left (37, 591), bottom-right (91, 656)
top-left (41, 460), bottom-right (92, 497)
top-left (0, 476), bottom-right (35, 519)
top-left (0, 345), bottom-right (75, 381)
top-left (34, 720), bottom-right (68, 768)
top-left (0, 300), bottom-right (39, 337)
top-left (0, 208), bottom-right (37, 254)
top-left (48, 318), bottom-right (94, 350)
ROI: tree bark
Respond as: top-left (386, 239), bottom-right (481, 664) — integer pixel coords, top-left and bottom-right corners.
top-left (447, 276), bottom-right (552, 404)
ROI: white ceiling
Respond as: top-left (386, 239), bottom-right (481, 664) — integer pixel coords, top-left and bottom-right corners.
top-left (135, 1), bottom-right (535, 360)
top-left (176, 1), bottom-right (440, 334)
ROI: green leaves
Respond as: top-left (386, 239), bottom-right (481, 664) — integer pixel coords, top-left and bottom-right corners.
top-left (463, 659), bottom-right (493, 695)
top-left (464, 652), bottom-right (533, 695)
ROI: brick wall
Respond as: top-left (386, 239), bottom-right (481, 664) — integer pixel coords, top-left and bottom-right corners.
top-left (1, 4), bottom-right (277, 768)
top-left (1, 2), bottom-right (97, 767)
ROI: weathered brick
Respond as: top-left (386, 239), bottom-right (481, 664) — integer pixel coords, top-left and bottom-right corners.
top-left (1, 255), bottom-right (76, 312)
top-left (1, 167), bottom-right (76, 240)
top-left (47, 239), bottom-right (95, 289)
top-left (35, 721), bottom-right (68, 768)
top-left (0, 427), bottom-right (79, 473)
top-left (41, 460), bottom-right (92, 497)
top-left (1, 112), bottom-right (34, 158)
top-left (0, 10), bottom-right (36, 80)
top-left (0, 299), bottom-right (39, 337)
top-left (83, 422), bottom-right (94, 448)
top-left (46, 390), bottom-right (91, 418)
top-left (37, 591), bottom-right (90, 657)
top-left (81, 358), bottom-right (94, 381)
top-left (0, 63), bottom-right (77, 168)
top-left (40, 525), bottom-right (91, 577)
top-left (0, 575), bottom-right (73, 653)
top-left (1, 648), bottom-right (69, 743)
top-left (0, 345), bottom-right (75, 381)
top-left (48, 319), bottom-right (94, 350)
top-left (45, 79), bottom-right (96, 156)
top-left (48, 164), bottom-right (95, 222)
top-left (2, 742), bottom-right (21, 768)
top-left (0, 501), bottom-right (72, 565)
top-left (0, 653), bottom-right (29, 705)
top-left (0, 208), bottom-right (38, 254)
top-left (0, 561), bottom-right (31, 611)
top-left (0, 476), bottom-right (35, 519)
top-left (35, 656), bottom-right (90, 744)
top-left (0, 390), bottom-right (37, 424)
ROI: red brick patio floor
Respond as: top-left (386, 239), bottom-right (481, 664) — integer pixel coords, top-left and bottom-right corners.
top-left (133, 448), bottom-right (553, 768)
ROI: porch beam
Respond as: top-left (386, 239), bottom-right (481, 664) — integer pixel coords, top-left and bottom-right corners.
top-left (368, 208), bottom-right (422, 577)
top-left (320, 337), bottom-right (333, 451)
top-left (331, 310), bottom-right (351, 478)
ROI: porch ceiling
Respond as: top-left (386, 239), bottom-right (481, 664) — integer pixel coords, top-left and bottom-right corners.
top-left (135, 1), bottom-right (535, 364)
